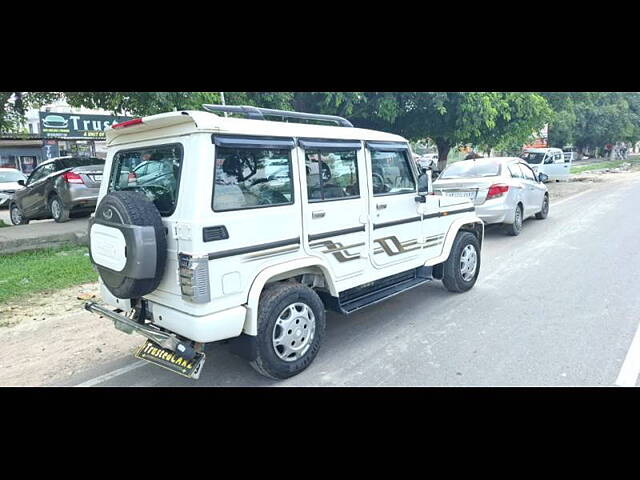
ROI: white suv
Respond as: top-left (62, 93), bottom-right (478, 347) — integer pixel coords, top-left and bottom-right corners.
top-left (85, 106), bottom-right (484, 380)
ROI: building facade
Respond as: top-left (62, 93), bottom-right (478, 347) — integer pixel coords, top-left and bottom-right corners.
top-left (0, 99), bottom-right (131, 174)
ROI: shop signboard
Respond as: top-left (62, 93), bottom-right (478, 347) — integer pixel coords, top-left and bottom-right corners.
top-left (39, 112), bottom-right (133, 139)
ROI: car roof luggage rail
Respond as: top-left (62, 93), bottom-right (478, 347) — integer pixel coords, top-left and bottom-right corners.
top-left (202, 104), bottom-right (354, 127)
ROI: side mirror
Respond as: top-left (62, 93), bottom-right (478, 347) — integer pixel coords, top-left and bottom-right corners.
top-left (417, 172), bottom-right (430, 195)
top-left (538, 173), bottom-right (549, 183)
top-left (18, 180), bottom-right (25, 186)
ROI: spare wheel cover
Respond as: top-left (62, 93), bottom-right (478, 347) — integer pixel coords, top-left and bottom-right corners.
top-left (90, 191), bottom-right (167, 299)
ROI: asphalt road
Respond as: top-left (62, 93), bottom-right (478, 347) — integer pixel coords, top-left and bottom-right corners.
top-left (68, 173), bottom-right (640, 386)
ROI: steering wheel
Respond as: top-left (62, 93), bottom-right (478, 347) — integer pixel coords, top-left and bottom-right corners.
top-left (372, 172), bottom-right (390, 194)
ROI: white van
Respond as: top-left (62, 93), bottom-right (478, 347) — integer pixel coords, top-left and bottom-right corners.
top-left (520, 147), bottom-right (571, 181)
top-left (84, 106), bottom-right (484, 380)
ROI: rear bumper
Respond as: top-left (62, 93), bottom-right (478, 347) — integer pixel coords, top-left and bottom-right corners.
top-left (98, 282), bottom-right (246, 343)
top-left (60, 185), bottom-right (100, 208)
top-left (475, 200), bottom-right (512, 224)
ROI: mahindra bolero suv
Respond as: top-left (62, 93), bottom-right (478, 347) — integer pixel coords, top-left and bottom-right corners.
top-left (85, 106), bottom-right (484, 380)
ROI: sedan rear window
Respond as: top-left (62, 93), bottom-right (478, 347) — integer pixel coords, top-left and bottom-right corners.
top-left (59, 157), bottom-right (105, 169)
top-left (439, 160), bottom-right (501, 179)
top-left (109, 144), bottom-right (183, 216)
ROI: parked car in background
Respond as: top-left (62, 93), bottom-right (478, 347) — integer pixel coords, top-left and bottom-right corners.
top-left (415, 153), bottom-right (438, 170)
top-left (0, 168), bottom-right (27, 208)
top-left (563, 147), bottom-right (576, 162)
top-left (520, 147), bottom-right (571, 181)
top-left (433, 157), bottom-right (549, 236)
top-left (9, 156), bottom-right (105, 225)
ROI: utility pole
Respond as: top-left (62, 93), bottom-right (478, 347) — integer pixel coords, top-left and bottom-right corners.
top-left (220, 92), bottom-right (227, 117)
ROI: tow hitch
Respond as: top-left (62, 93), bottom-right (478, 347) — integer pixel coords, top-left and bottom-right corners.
top-left (84, 302), bottom-right (205, 379)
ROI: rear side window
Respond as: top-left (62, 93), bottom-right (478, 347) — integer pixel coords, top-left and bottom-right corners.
top-left (507, 163), bottom-right (523, 178)
top-left (109, 144), bottom-right (183, 216)
top-left (306, 150), bottom-right (359, 201)
top-left (213, 147), bottom-right (293, 211)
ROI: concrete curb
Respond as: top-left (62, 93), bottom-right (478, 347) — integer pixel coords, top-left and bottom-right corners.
top-left (0, 231), bottom-right (88, 254)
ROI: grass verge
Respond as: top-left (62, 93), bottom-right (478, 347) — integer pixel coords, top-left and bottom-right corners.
top-left (0, 220), bottom-right (9, 228)
top-left (571, 157), bottom-right (640, 174)
top-left (0, 245), bottom-right (97, 304)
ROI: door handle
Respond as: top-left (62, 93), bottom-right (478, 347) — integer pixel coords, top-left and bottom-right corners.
top-left (312, 210), bottom-right (325, 219)
top-left (376, 203), bottom-right (387, 210)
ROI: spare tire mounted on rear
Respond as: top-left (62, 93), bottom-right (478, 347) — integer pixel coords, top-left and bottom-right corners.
top-left (89, 191), bottom-right (167, 299)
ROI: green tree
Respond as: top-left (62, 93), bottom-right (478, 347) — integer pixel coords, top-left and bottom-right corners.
top-left (0, 92), bottom-right (63, 132)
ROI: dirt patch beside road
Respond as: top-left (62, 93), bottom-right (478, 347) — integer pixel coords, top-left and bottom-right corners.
top-left (0, 283), bottom-right (140, 386)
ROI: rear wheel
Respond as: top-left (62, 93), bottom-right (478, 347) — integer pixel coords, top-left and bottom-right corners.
top-left (49, 195), bottom-right (70, 223)
top-left (504, 204), bottom-right (523, 236)
top-left (535, 195), bottom-right (549, 219)
top-left (9, 203), bottom-right (29, 225)
top-left (442, 231), bottom-right (481, 293)
top-left (250, 282), bottom-right (326, 380)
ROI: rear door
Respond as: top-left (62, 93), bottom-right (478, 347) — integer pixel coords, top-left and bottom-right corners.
top-left (518, 162), bottom-right (545, 216)
top-left (545, 150), bottom-right (570, 180)
top-left (299, 139), bottom-right (369, 282)
top-left (365, 142), bottom-right (421, 269)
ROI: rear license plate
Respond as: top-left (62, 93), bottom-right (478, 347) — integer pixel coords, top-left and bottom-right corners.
top-left (443, 191), bottom-right (475, 199)
top-left (135, 340), bottom-right (205, 379)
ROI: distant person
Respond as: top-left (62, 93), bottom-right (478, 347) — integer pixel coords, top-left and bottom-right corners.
top-left (605, 143), bottom-right (613, 159)
top-left (465, 151), bottom-right (483, 160)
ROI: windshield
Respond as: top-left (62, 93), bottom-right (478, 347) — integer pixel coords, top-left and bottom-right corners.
top-left (109, 144), bottom-right (183, 216)
top-left (439, 160), bottom-right (501, 179)
top-left (0, 170), bottom-right (26, 183)
top-left (59, 157), bottom-right (105, 169)
top-left (521, 152), bottom-right (546, 164)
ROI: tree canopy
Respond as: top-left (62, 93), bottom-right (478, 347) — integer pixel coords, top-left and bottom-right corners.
top-left (3, 91), bottom-right (640, 168)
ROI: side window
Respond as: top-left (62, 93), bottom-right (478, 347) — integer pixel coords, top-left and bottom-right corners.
top-left (519, 164), bottom-right (536, 181)
top-left (507, 163), bottom-right (523, 178)
top-left (370, 150), bottom-right (416, 195)
top-left (306, 150), bottom-right (359, 202)
top-left (28, 164), bottom-right (53, 184)
top-left (554, 153), bottom-right (563, 163)
top-left (213, 147), bottom-right (294, 211)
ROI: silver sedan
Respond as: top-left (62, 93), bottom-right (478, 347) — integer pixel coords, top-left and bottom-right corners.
top-left (433, 157), bottom-right (549, 236)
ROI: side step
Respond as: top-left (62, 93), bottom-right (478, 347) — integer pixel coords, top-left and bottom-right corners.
top-left (319, 266), bottom-right (433, 315)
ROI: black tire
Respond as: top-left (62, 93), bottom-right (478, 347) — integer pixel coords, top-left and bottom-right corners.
top-left (441, 231), bottom-right (481, 293)
top-left (9, 203), bottom-right (29, 225)
top-left (90, 191), bottom-right (167, 299)
top-left (49, 195), bottom-right (70, 223)
top-left (535, 194), bottom-right (549, 220)
top-left (503, 204), bottom-right (523, 236)
top-left (250, 282), bottom-right (326, 380)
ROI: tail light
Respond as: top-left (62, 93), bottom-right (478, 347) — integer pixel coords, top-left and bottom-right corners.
top-left (179, 254), bottom-right (211, 303)
top-left (63, 171), bottom-right (84, 184)
top-left (486, 184), bottom-right (509, 199)
top-left (127, 172), bottom-right (137, 183)
top-left (112, 118), bottom-right (143, 129)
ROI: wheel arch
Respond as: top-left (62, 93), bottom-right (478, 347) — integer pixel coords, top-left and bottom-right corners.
top-left (243, 257), bottom-right (336, 336)
top-left (425, 216), bottom-right (484, 268)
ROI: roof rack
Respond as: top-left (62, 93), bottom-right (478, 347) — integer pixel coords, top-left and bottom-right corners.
top-left (202, 104), bottom-right (354, 128)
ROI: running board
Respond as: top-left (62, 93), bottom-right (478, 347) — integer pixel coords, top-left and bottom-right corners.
top-left (319, 266), bottom-right (433, 315)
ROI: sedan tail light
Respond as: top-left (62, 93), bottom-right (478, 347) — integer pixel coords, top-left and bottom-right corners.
top-left (63, 171), bottom-right (84, 184)
top-left (486, 184), bottom-right (509, 199)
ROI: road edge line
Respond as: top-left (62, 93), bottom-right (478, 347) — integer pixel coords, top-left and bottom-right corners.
top-left (74, 360), bottom-right (147, 387)
top-left (615, 320), bottom-right (640, 387)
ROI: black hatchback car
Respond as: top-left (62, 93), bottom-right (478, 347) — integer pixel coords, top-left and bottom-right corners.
top-left (9, 156), bottom-right (105, 224)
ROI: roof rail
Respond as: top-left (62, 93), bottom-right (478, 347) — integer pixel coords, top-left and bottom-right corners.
top-left (202, 104), bottom-right (354, 127)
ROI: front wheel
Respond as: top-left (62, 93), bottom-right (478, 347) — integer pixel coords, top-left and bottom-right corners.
top-left (441, 231), bottom-right (481, 293)
top-left (250, 282), bottom-right (326, 380)
top-left (9, 203), bottom-right (29, 225)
